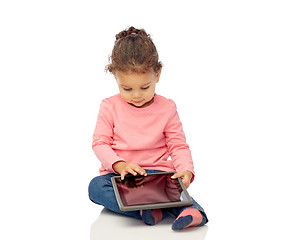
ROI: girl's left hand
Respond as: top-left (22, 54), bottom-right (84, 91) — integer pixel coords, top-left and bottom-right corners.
top-left (171, 171), bottom-right (193, 188)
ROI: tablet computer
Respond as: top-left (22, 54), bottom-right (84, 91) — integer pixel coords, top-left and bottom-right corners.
top-left (111, 172), bottom-right (193, 211)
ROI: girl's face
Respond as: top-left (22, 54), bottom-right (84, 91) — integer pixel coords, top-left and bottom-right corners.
top-left (114, 71), bottom-right (161, 108)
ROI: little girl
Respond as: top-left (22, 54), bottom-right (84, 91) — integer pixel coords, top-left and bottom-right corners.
top-left (88, 26), bottom-right (208, 230)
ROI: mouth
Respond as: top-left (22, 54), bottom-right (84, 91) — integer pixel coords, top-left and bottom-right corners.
top-left (132, 100), bottom-right (144, 104)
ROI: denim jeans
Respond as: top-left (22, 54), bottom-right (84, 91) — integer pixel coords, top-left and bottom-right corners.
top-left (88, 170), bottom-right (208, 223)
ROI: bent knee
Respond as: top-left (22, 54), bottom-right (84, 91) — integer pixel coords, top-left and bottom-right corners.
top-left (88, 175), bottom-right (113, 202)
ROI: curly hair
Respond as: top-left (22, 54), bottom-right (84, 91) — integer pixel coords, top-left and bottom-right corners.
top-left (106, 26), bottom-right (162, 74)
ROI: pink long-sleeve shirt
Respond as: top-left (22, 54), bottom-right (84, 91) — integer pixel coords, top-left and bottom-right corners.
top-left (92, 94), bottom-right (195, 182)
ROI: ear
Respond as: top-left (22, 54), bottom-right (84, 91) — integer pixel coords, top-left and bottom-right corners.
top-left (156, 70), bottom-right (161, 83)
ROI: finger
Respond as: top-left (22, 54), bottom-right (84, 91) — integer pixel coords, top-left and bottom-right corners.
top-left (125, 167), bottom-right (138, 177)
top-left (120, 171), bottom-right (127, 180)
top-left (171, 172), bottom-right (182, 179)
top-left (140, 169), bottom-right (147, 176)
top-left (132, 166), bottom-right (146, 176)
top-left (121, 170), bottom-right (137, 181)
top-left (141, 169), bottom-right (147, 176)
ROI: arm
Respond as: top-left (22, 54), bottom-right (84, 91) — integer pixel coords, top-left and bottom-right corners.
top-left (164, 100), bottom-right (195, 185)
top-left (93, 99), bottom-right (147, 178)
top-left (92, 99), bottom-right (125, 172)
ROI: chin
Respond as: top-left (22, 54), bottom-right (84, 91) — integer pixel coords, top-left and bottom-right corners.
top-left (133, 103), bottom-right (144, 107)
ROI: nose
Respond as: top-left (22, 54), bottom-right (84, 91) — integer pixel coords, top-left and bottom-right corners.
top-left (132, 90), bottom-right (142, 99)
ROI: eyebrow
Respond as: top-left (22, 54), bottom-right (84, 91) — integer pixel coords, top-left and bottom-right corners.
top-left (121, 85), bottom-right (131, 89)
top-left (142, 82), bottom-right (152, 86)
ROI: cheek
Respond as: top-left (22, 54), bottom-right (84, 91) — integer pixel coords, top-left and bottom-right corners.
top-left (145, 91), bottom-right (152, 98)
top-left (120, 92), bottom-right (131, 101)
top-left (146, 87), bottom-right (156, 97)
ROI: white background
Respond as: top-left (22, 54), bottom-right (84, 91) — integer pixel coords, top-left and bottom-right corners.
top-left (1, 0), bottom-right (283, 239)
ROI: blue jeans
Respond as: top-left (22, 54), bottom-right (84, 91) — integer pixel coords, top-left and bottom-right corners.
top-left (88, 170), bottom-right (208, 223)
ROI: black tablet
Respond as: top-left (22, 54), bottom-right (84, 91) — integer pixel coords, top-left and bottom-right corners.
top-left (111, 172), bottom-right (193, 211)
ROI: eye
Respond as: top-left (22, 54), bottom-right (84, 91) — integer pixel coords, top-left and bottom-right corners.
top-left (123, 88), bottom-right (132, 91)
top-left (141, 86), bottom-right (150, 90)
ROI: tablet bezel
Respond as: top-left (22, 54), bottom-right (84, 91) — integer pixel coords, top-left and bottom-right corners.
top-left (111, 171), bottom-right (193, 211)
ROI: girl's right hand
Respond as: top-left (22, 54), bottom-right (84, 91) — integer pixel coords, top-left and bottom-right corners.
top-left (112, 161), bottom-right (147, 180)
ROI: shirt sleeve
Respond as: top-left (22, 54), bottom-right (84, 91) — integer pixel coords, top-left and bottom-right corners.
top-left (164, 100), bottom-right (195, 183)
top-left (92, 99), bottom-right (125, 172)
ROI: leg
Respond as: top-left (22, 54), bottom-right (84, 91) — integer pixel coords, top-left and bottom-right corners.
top-left (88, 169), bottom-right (168, 224)
top-left (88, 172), bottom-right (141, 219)
top-left (169, 197), bottom-right (208, 230)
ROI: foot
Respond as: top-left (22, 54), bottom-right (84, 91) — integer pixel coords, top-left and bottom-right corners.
top-left (140, 209), bottom-right (165, 226)
top-left (172, 208), bottom-right (206, 230)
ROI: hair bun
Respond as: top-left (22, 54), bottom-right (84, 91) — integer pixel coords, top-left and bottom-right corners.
top-left (107, 26), bottom-right (162, 74)
top-left (115, 26), bottom-right (148, 40)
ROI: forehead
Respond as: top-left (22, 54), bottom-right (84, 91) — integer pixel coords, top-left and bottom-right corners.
top-left (115, 71), bottom-right (156, 86)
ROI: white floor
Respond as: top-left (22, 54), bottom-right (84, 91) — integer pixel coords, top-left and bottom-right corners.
top-left (90, 208), bottom-right (208, 240)
top-left (89, 197), bottom-right (284, 240)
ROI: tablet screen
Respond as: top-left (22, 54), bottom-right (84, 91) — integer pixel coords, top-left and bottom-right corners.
top-left (112, 172), bottom-right (192, 211)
